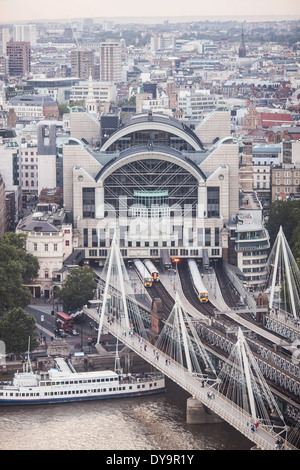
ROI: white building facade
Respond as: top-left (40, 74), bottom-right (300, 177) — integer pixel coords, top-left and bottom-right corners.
top-left (16, 206), bottom-right (73, 298)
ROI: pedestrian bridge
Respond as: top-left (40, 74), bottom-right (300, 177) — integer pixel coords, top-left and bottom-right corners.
top-left (82, 234), bottom-right (298, 450)
top-left (84, 305), bottom-right (295, 450)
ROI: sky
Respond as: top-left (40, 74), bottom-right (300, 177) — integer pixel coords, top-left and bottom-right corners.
top-left (1, 0), bottom-right (300, 23)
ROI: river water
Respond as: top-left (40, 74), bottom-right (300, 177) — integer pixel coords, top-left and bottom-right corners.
top-left (0, 379), bottom-right (252, 451)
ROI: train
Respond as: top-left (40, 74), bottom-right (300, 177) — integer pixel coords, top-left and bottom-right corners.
top-left (143, 259), bottom-right (160, 282)
top-left (133, 259), bottom-right (153, 287)
top-left (187, 259), bottom-right (209, 303)
top-left (161, 249), bottom-right (172, 270)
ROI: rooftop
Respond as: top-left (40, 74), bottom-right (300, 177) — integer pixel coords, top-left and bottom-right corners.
top-left (9, 94), bottom-right (57, 107)
top-left (17, 206), bottom-right (68, 233)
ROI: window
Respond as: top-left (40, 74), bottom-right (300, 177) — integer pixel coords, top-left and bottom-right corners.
top-left (197, 228), bottom-right (203, 245)
top-left (215, 228), bottom-right (219, 246)
top-left (34, 243), bottom-right (37, 251)
top-left (205, 228), bottom-right (211, 247)
top-left (82, 187), bottom-right (95, 218)
top-left (45, 244), bottom-right (48, 251)
top-left (54, 244), bottom-right (57, 251)
top-left (207, 187), bottom-right (220, 218)
top-left (83, 228), bottom-right (88, 247)
top-left (92, 229), bottom-right (98, 247)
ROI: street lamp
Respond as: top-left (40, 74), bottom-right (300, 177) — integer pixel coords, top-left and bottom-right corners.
top-left (172, 258), bottom-right (180, 292)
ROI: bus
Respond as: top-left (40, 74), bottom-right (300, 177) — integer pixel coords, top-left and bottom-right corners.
top-left (56, 312), bottom-right (74, 332)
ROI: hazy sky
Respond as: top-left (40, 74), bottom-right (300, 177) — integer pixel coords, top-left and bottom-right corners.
top-left (1, 0), bottom-right (300, 23)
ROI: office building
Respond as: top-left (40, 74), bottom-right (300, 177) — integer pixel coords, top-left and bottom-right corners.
top-left (13, 24), bottom-right (37, 47)
top-left (0, 27), bottom-right (10, 55)
top-left (7, 41), bottom-right (31, 77)
top-left (7, 95), bottom-right (59, 120)
top-left (99, 41), bottom-right (122, 83)
top-left (71, 50), bottom-right (95, 80)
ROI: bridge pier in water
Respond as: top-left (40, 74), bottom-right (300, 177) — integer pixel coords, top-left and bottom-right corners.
top-left (186, 397), bottom-right (223, 424)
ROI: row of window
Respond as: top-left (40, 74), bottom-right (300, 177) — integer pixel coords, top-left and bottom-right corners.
top-left (85, 227), bottom-right (220, 249)
top-left (88, 247), bottom-right (221, 258)
top-left (41, 377), bottom-right (117, 385)
top-left (243, 266), bottom-right (267, 273)
top-left (33, 241), bottom-right (69, 251)
top-left (0, 384), bottom-right (151, 398)
top-left (243, 258), bottom-right (267, 265)
top-left (275, 179), bottom-right (299, 185)
top-left (23, 180), bottom-right (37, 187)
top-left (275, 171), bottom-right (299, 178)
top-left (275, 187), bottom-right (298, 194)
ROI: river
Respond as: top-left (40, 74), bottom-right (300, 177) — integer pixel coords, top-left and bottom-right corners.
top-left (0, 379), bottom-right (252, 451)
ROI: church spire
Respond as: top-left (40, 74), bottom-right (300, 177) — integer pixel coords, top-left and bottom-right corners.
top-left (239, 25), bottom-right (246, 58)
top-left (85, 69), bottom-right (97, 115)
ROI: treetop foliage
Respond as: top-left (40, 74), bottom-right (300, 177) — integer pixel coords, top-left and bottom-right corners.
top-left (0, 307), bottom-right (39, 354)
top-left (57, 267), bottom-right (97, 313)
top-left (267, 200), bottom-right (300, 264)
top-left (0, 233), bottom-right (39, 314)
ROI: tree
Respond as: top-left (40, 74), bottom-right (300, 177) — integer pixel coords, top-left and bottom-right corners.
top-left (0, 233), bottom-right (39, 314)
top-left (57, 267), bottom-right (96, 313)
top-left (0, 307), bottom-right (39, 354)
top-left (267, 200), bottom-right (300, 250)
top-left (57, 100), bottom-right (85, 117)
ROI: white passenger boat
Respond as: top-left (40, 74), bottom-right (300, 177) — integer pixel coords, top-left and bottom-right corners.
top-left (0, 356), bottom-right (165, 405)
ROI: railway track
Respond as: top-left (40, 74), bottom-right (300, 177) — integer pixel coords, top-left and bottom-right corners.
top-left (132, 261), bottom-right (300, 410)
top-left (215, 264), bottom-right (239, 308)
top-left (148, 280), bottom-right (175, 315)
top-left (178, 260), bottom-right (216, 317)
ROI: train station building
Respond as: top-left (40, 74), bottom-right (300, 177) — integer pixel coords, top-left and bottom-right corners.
top-left (62, 109), bottom-right (268, 288)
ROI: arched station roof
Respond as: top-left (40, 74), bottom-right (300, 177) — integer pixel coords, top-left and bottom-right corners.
top-left (95, 145), bottom-right (206, 184)
top-left (100, 112), bottom-right (204, 152)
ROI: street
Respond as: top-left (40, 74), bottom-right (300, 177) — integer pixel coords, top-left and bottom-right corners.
top-left (26, 303), bottom-right (99, 355)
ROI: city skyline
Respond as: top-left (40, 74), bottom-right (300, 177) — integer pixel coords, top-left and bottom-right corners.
top-left (1, 0), bottom-right (300, 24)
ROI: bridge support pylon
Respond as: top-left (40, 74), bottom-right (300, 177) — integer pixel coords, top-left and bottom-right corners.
top-left (186, 397), bottom-right (223, 424)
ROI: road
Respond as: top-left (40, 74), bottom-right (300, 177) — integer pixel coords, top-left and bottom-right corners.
top-left (25, 305), bottom-right (99, 354)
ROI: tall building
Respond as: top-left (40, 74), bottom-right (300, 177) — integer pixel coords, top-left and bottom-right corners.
top-left (13, 24), bottom-right (37, 47)
top-left (7, 41), bottom-right (31, 77)
top-left (238, 26), bottom-right (246, 58)
top-left (99, 41), bottom-right (122, 83)
top-left (71, 49), bottom-right (95, 80)
top-left (150, 34), bottom-right (175, 51)
top-left (0, 175), bottom-right (7, 236)
top-left (0, 27), bottom-right (10, 55)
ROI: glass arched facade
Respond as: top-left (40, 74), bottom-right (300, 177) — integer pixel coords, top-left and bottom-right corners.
top-left (104, 158), bottom-right (199, 216)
